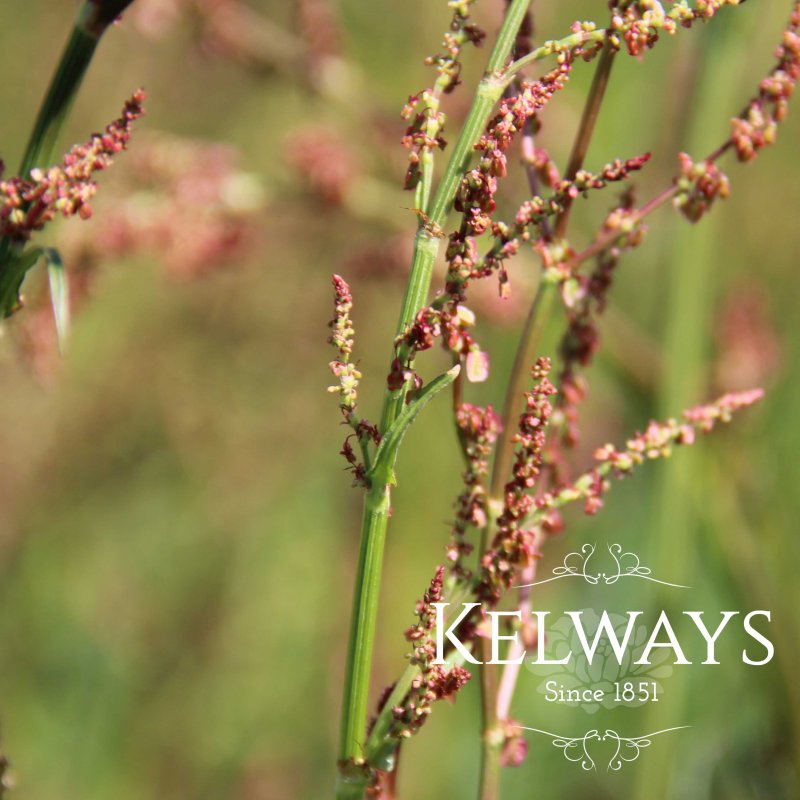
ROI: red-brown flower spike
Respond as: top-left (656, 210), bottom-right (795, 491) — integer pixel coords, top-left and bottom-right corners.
top-left (327, 275), bottom-right (381, 487)
top-left (401, 0), bottom-right (484, 190)
top-left (535, 388), bottom-right (764, 519)
top-left (731, 4), bottom-right (800, 161)
top-left (608, 0), bottom-right (742, 58)
top-left (445, 152), bottom-right (649, 302)
top-left (328, 275), bottom-right (360, 410)
top-left (674, 152), bottom-right (730, 222)
top-left (390, 567), bottom-right (472, 739)
top-left (448, 403), bottom-right (502, 576)
top-left (477, 358), bottom-right (556, 605)
top-left (0, 90), bottom-right (146, 241)
top-left (391, 303), bottom-right (487, 396)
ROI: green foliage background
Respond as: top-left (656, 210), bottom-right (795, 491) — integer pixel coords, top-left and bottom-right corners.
top-left (0, 1), bottom-right (798, 798)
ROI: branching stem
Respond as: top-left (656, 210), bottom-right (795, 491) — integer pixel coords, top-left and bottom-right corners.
top-left (337, 6), bottom-right (534, 798)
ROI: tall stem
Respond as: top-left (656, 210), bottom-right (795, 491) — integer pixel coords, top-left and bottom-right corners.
top-left (336, 5), bottom-right (532, 798)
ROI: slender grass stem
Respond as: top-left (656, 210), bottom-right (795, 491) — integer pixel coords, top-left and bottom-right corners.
top-left (477, 632), bottom-right (501, 800)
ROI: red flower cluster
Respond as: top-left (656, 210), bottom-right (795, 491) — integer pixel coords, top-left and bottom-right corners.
top-left (478, 358), bottom-right (556, 605)
top-left (441, 63), bottom-right (571, 303)
top-left (392, 567), bottom-right (471, 738)
top-left (0, 90), bottom-right (145, 241)
top-left (447, 403), bottom-right (503, 576)
top-left (674, 152), bottom-right (730, 222)
top-left (446, 154), bottom-right (649, 302)
top-left (328, 275), bottom-right (381, 487)
top-left (328, 274), bottom-right (359, 405)
top-left (535, 388), bottom-right (765, 517)
top-left (731, 3), bottom-right (800, 161)
top-left (609, 0), bottom-right (741, 58)
top-left (557, 252), bottom-right (616, 448)
top-left (401, 0), bottom-right (485, 191)
top-left (389, 303), bottom-right (489, 396)
top-left (683, 388), bottom-right (765, 431)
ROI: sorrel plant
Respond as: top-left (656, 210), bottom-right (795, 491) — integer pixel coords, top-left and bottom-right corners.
top-left (329, 2), bottom-right (800, 798)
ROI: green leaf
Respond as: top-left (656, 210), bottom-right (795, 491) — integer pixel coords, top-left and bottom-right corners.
top-left (43, 248), bottom-right (70, 354)
top-left (11, 246), bottom-right (72, 352)
top-left (370, 365), bottom-right (460, 486)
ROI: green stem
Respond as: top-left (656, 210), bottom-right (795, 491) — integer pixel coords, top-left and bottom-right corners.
top-left (475, 486), bottom-right (509, 800)
top-left (338, 482), bottom-right (391, 754)
top-left (477, 632), bottom-right (501, 800)
top-left (337, 4), bottom-right (541, 796)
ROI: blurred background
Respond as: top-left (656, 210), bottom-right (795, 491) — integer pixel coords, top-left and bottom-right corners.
top-left (0, 1), bottom-right (798, 798)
